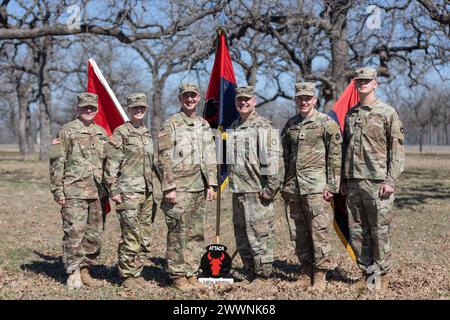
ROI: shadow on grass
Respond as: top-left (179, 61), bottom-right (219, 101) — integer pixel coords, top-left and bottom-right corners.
top-left (229, 259), bottom-right (301, 282)
top-left (143, 257), bottom-right (171, 286)
top-left (272, 259), bottom-right (301, 282)
top-left (20, 251), bottom-right (66, 285)
top-left (20, 251), bottom-right (171, 287)
top-left (274, 260), bottom-right (354, 284)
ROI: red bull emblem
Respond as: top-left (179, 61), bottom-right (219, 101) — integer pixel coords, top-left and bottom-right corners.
top-left (200, 244), bottom-right (232, 278)
top-left (207, 252), bottom-right (225, 276)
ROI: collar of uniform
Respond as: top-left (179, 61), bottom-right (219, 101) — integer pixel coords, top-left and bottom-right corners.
top-left (125, 121), bottom-right (145, 133)
top-left (360, 99), bottom-right (381, 111)
top-left (239, 110), bottom-right (258, 127)
top-left (75, 118), bottom-right (95, 133)
top-left (179, 110), bottom-right (199, 126)
top-left (300, 108), bottom-right (318, 124)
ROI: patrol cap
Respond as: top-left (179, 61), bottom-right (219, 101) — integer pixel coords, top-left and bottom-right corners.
top-left (295, 82), bottom-right (316, 97)
top-left (354, 67), bottom-right (377, 80)
top-left (179, 83), bottom-right (200, 96)
top-left (127, 93), bottom-right (148, 108)
top-left (77, 93), bottom-right (98, 108)
top-left (235, 86), bottom-right (254, 99)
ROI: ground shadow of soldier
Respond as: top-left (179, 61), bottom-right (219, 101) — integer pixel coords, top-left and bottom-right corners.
top-left (20, 251), bottom-right (66, 285)
top-left (272, 259), bottom-right (302, 282)
top-left (20, 251), bottom-right (121, 285)
top-left (228, 260), bottom-right (301, 282)
top-left (273, 259), bottom-right (353, 284)
top-left (140, 257), bottom-right (171, 287)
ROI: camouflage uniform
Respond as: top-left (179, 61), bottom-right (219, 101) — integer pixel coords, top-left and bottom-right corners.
top-left (227, 86), bottom-right (283, 278)
top-left (49, 93), bottom-right (109, 275)
top-left (158, 83), bottom-right (217, 279)
top-left (343, 68), bottom-right (405, 275)
top-left (104, 93), bottom-right (155, 279)
top-left (281, 82), bottom-right (342, 271)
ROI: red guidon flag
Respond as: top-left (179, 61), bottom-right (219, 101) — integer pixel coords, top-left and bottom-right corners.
top-left (87, 58), bottom-right (129, 134)
top-left (87, 58), bottom-right (129, 213)
top-left (327, 80), bottom-right (359, 262)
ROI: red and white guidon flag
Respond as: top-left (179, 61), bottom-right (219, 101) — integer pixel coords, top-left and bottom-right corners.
top-left (86, 58), bottom-right (129, 214)
top-left (87, 58), bottom-right (129, 136)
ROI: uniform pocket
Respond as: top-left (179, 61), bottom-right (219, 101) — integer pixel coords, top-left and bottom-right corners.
top-left (364, 113), bottom-right (386, 141)
top-left (375, 195), bottom-right (394, 210)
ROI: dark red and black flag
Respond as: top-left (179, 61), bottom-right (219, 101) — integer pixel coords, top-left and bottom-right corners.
top-left (203, 28), bottom-right (239, 190)
top-left (327, 80), bottom-right (359, 262)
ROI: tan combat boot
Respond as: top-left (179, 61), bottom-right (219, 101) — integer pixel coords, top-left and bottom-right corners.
top-left (380, 273), bottom-right (390, 291)
top-left (80, 266), bottom-right (102, 288)
top-left (66, 269), bottom-right (83, 290)
top-left (172, 277), bottom-right (195, 291)
top-left (250, 275), bottom-right (270, 288)
top-left (309, 268), bottom-right (327, 292)
top-left (135, 276), bottom-right (157, 288)
top-left (353, 272), bottom-right (368, 292)
top-left (187, 276), bottom-right (204, 289)
top-left (122, 277), bottom-right (143, 290)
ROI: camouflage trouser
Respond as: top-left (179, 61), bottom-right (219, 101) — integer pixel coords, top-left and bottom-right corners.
top-left (61, 197), bottom-right (106, 274)
top-left (347, 179), bottom-right (394, 275)
top-left (288, 193), bottom-right (334, 270)
top-left (162, 191), bottom-right (206, 279)
top-left (232, 192), bottom-right (274, 278)
top-left (116, 192), bottom-right (153, 279)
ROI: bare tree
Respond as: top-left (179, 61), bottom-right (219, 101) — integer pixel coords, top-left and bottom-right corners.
top-left (224, 0), bottom-right (449, 111)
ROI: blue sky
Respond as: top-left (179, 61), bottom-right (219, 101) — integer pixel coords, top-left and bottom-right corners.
top-left (4, 0), bottom-right (449, 120)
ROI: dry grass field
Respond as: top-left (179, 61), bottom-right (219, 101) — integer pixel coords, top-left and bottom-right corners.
top-left (0, 145), bottom-right (448, 300)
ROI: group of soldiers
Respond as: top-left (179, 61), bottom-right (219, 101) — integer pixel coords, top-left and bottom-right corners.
top-left (49, 67), bottom-right (405, 293)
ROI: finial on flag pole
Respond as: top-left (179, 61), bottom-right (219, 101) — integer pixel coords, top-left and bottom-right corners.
top-left (80, 43), bottom-right (93, 59)
top-left (219, 8), bottom-right (227, 26)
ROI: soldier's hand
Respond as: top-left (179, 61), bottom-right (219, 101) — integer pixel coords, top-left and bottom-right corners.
top-left (323, 190), bottom-right (333, 202)
top-left (56, 199), bottom-right (65, 206)
top-left (340, 182), bottom-right (347, 196)
top-left (111, 194), bottom-right (122, 204)
top-left (379, 183), bottom-right (394, 199)
top-left (164, 190), bottom-right (177, 204)
top-left (259, 192), bottom-right (272, 201)
top-left (206, 188), bottom-right (216, 201)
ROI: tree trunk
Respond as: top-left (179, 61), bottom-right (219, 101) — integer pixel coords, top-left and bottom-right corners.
top-left (26, 104), bottom-right (35, 153)
top-left (247, 65), bottom-right (257, 87)
top-left (37, 40), bottom-right (52, 160)
top-left (17, 84), bottom-right (29, 155)
top-left (326, 1), bottom-right (350, 113)
top-left (445, 124), bottom-right (449, 145)
top-left (419, 129), bottom-right (423, 153)
top-left (151, 79), bottom-right (164, 150)
top-left (445, 110), bottom-right (449, 145)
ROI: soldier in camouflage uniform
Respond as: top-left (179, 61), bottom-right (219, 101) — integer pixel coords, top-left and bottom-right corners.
top-left (281, 82), bottom-right (342, 290)
top-left (158, 83), bottom-right (217, 291)
top-left (49, 93), bottom-right (109, 290)
top-left (227, 86), bottom-right (283, 284)
top-left (341, 67), bottom-right (405, 291)
top-left (104, 93), bottom-right (156, 290)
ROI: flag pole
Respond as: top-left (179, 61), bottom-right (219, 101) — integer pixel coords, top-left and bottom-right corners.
top-left (215, 23), bottom-right (226, 245)
top-left (216, 138), bottom-right (222, 244)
